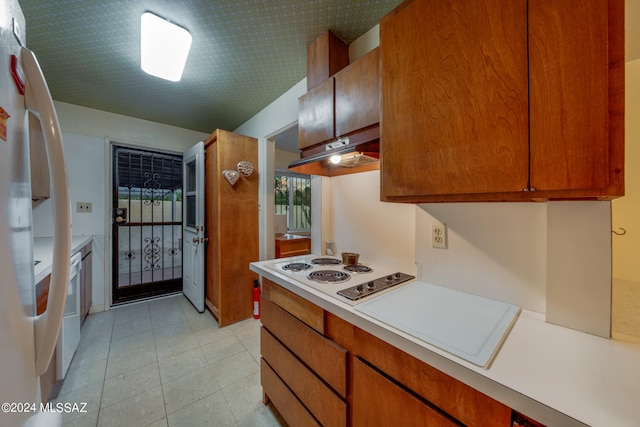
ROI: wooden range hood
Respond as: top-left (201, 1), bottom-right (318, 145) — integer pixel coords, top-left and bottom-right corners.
top-left (289, 31), bottom-right (380, 177)
top-left (288, 126), bottom-right (380, 177)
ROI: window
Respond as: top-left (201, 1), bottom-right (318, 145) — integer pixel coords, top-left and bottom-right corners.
top-left (275, 170), bottom-right (311, 232)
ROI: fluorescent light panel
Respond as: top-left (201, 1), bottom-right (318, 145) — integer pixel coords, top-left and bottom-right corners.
top-left (141, 12), bottom-right (192, 82)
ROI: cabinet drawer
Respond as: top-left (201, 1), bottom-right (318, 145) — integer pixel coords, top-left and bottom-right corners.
top-left (353, 357), bottom-right (460, 427)
top-left (261, 328), bottom-right (347, 427)
top-left (261, 359), bottom-right (320, 427)
top-left (354, 327), bottom-right (511, 426)
top-left (263, 279), bottom-right (324, 333)
top-left (261, 297), bottom-right (347, 397)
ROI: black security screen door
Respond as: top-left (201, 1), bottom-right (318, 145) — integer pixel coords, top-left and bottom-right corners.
top-left (112, 146), bottom-right (183, 305)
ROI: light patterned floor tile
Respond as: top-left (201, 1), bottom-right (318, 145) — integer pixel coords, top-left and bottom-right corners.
top-left (101, 362), bottom-right (161, 407)
top-left (158, 347), bottom-right (208, 384)
top-left (221, 371), bottom-right (263, 421)
top-left (162, 366), bottom-right (221, 415)
top-left (237, 404), bottom-right (288, 427)
top-left (209, 351), bottom-right (260, 388)
top-left (166, 391), bottom-right (236, 427)
top-left (201, 334), bottom-right (246, 366)
top-left (61, 357), bottom-right (107, 394)
top-left (154, 333), bottom-right (200, 361)
top-left (105, 342), bottom-right (157, 378)
top-left (53, 380), bottom-right (103, 424)
top-left (98, 384), bottom-right (165, 427)
top-left (193, 324), bottom-right (234, 347)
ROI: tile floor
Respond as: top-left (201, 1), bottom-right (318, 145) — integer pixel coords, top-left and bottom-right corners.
top-left (52, 294), bottom-right (287, 427)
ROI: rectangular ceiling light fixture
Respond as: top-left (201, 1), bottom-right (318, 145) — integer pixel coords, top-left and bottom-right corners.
top-left (141, 12), bottom-right (192, 82)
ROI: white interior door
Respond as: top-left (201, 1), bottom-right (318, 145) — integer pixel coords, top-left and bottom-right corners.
top-left (183, 141), bottom-right (205, 312)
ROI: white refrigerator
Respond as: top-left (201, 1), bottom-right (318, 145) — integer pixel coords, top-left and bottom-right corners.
top-left (1, 0), bottom-right (71, 426)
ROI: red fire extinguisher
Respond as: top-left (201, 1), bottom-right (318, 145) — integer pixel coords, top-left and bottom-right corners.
top-left (253, 279), bottom-right (261, 319)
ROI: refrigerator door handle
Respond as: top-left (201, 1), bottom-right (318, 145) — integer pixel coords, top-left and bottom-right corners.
top-left (21, 47), bottom-right (72, 376)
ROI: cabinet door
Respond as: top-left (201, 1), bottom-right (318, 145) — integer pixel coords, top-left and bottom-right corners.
top-left (335, 48), bottom-right (379, 137)
top-left (380, 0), bottom-right (529, 200)
top-left (352, 357), bottom-right (459, 427)
top-left (528, 0), bottom-right (624, 196)
top-left (298, 77), bottom-right (335, 149)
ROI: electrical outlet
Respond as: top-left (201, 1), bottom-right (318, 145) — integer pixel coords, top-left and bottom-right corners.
top-left (431, 223), bottom-right (447, 249)
top-left (76, 202), bottom-right (92, 213)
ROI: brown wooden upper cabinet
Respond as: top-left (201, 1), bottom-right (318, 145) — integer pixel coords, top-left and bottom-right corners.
top-left (380, 0), bottom-right (624, 202)
top-left (299, 47), bottom-right (380, 150)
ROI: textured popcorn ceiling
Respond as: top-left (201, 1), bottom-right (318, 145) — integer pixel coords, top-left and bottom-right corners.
top-left (20, 0), bottom-right (402, 134)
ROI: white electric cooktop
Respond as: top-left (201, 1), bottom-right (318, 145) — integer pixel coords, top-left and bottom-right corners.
top-left (263, 255), bottom-right (415, 306)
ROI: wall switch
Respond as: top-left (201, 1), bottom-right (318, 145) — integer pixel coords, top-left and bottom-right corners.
top-left (431, 224), bottom-right (447, 249)
top-left (77, 202), bottom-right (92, 213)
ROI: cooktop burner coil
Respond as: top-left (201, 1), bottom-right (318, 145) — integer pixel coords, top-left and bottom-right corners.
top-left (282, 262), bottom-right (313, 272)
top-left (307, 270), bottom-right (351, 284)
top-left (311, 257), bottom-right (342, 266)
top-left (343, 264), bottom-right (373, 273)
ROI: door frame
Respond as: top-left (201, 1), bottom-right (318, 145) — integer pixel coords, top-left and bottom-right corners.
top-left (106, 140), bottom-right (184, 307)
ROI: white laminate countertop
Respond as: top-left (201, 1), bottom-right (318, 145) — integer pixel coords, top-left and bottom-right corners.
top-left (251, 257), bottom-right (640, 427)
top-left (34, 235), bottom-right (93, 283)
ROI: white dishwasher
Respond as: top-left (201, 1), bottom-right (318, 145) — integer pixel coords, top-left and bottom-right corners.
top-left (56, 252), bottom-right (82, 380)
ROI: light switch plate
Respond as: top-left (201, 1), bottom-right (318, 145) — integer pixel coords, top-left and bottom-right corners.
top-left (77, 202), bottom-right (92, 213)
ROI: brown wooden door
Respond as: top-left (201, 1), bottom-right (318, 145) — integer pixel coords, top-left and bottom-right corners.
top-left (528, 0), bottom-right (624, 196)
top-left (380, 0), bottom-right (529, 200)
top-left (335, 47), bottom-right (379, 137)
top-left (298, 77), bottom-right (335, 149)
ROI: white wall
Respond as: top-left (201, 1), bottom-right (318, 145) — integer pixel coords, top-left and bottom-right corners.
top-left (416, 203), bottom-right (547, 312)
top-left (54, 102), bottom-right (208, 152)
top-left (274, 149), bottom-right (299, 171)
top-left (330, 171), bottom-right (415, 273)
top-left (33, 104), bottom-right (209, 311)
top-left (32, 132), bottom-right (107, 309)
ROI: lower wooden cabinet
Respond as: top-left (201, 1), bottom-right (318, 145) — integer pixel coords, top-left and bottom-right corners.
top-left (260, 279), bottom-right (545, 427)
top-left (261, 359), bottom-right (320, 427)
top-left (262, 328), bottom-right (347, 426)
top-left (353, 327), bottom-right (513, 426)
top-left (352, 357), bottom-right (459, 427)
top-left (274, 234), bottom-right (311, 259)
top-left (260, 278), bottom-right (348, 426)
